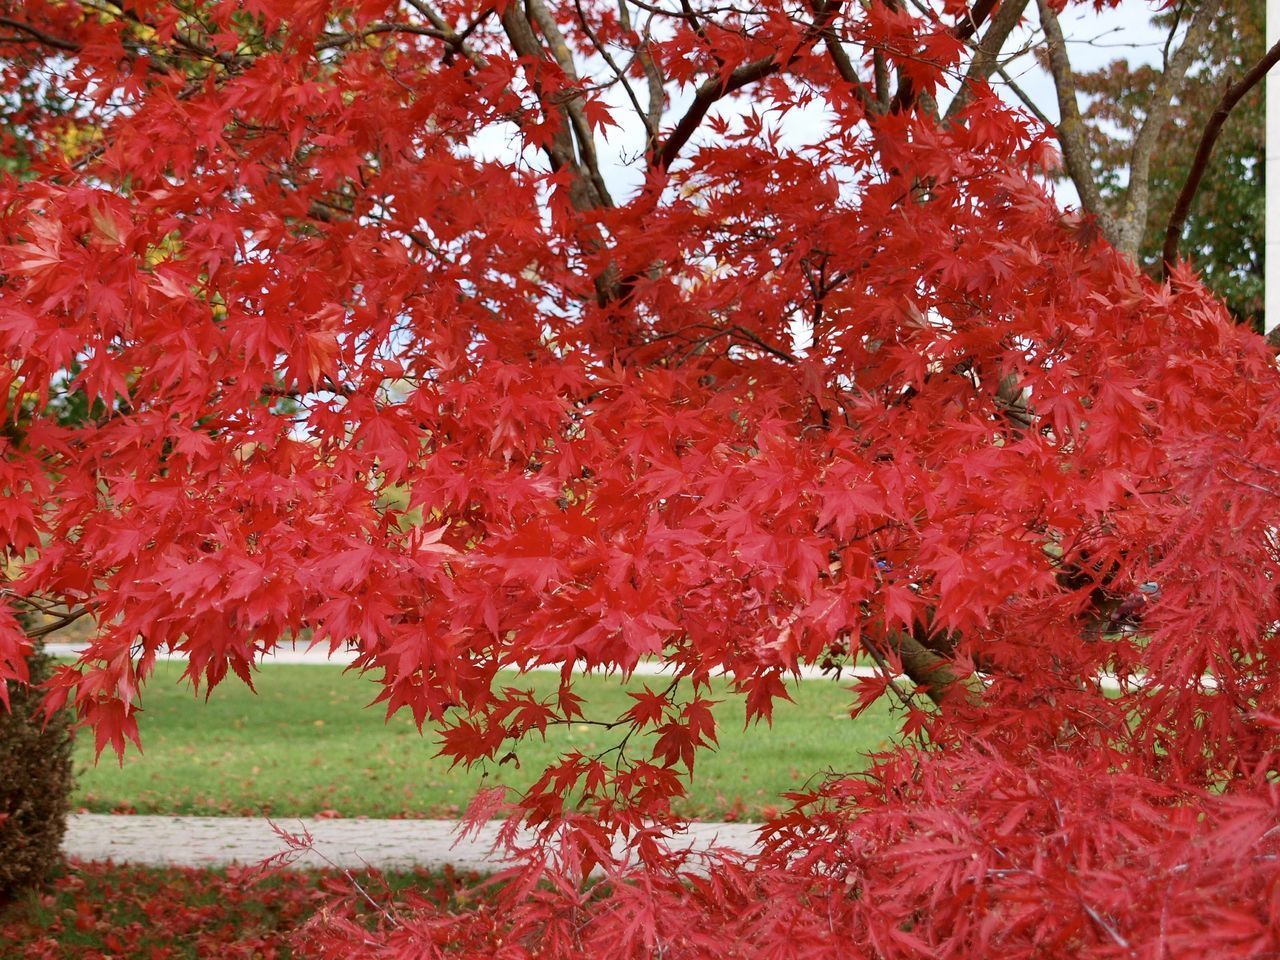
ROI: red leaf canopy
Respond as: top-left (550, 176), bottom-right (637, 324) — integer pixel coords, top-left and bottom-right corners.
top-left (0, 0), bottom-right (1277, 955)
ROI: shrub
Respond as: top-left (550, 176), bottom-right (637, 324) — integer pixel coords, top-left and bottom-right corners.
top-left (0, 633), bottom-right (73, 904)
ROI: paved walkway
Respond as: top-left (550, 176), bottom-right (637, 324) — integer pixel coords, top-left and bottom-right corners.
top-left (47, 642), bottom-right (1139, 689)
top-left (64, 814), bottom-right (761, 871)
top-left (50, 643), bottom-right (816, 873)
top-left (45, 641), bottom-right (849, 680)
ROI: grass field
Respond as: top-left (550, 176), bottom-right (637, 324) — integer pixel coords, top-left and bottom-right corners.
top-left (69, 661), bottom-right (902, 821)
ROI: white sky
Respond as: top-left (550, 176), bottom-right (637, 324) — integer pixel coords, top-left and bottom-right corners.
top-left (1010, 2), bottom-right (1169, 104)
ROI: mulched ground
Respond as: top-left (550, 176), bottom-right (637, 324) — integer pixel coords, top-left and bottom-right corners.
top-left (0, 860), bottom-right (477, 959)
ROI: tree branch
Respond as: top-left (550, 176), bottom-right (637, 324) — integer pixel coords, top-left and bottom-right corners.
top-left (1116, 0), bottom-right (1221, 258)
top-left (499, 3), bottom-right (580, 176)
top-left (619, 1), bottom-right (665, 139)
top-left (400, 0), bottom-right (492, 69)
top-left (807, 0), bottom-right (877, 113)
top-left (526, 0), bottom-right (615, 207)
top-left (994, 63), bottom-right (1052, 128)
top-left (23, 607), bottom-right (90, 639)
top-left (1036, 0), bottom-right (1116, 244)
top-left (955, 0), bottom-right (999, 44)
top-left (1162, 37), bottom-right (1280, 274)
top-left (884, 630), bottom-right (983, 707)
top-left (655, 55), bottom-right (783, 170)
top-left (874, 49), bottom-right (892, 111)
top-left (573, 0), bottom-right (657, 144)
top-left (0, 15), bottom-right (80, 52)
top-left (889, 0), bottom-right (999, 115)
top-left (943, 0), bottom-right (1030, 124)
top-left (655, 1), bottom-right (848, 169)
top-left (315, 20), bottom-right (447, 50)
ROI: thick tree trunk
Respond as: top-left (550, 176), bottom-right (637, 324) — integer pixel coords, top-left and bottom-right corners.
top-left (885, 630), bottom-right (984, 707)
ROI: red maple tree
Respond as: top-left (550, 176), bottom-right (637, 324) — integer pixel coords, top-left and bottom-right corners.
top-left (1, 1), bottom-right (1278, 956)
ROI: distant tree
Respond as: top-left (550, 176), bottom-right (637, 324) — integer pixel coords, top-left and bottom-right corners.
top-left (1069, 0), bottom-right (1265, 327)
top-left (900, 0), bottom-right (1269, 326)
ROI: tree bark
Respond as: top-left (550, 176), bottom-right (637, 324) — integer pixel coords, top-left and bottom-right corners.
top-left (1039, 0), bottom-right (1221, 259)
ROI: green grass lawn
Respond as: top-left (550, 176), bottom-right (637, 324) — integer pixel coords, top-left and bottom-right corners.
top-left (70, 662), bottom-right (902, 821)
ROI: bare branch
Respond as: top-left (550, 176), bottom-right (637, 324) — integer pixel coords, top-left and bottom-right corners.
top-left (807, 0), bottom-right (877, 112)
top-left (1117, 0), bottom-right (1221, 257)
top-left (573, 0), bottom-right (657, 143)
top-left (399, 0), bottom-right (491, 68)
top-left (619, 2), bottom-right (666, 137)
top-left (526, 0), bottom-right (615, 206)
top-left (679, 0), bottom-right (718, 58)
top-left (655, 1), bottom-right (850, 169)
top-left (526, 0), bottom-right (582, 80)
top-left (944, 0), bottom-right (1031, 123)
top-left (315, 20), bottom-right (446, 50)
top-left (861, 637), bottom-right (918, 708)
top-left (885, 630), bottom-right (984, 707)
top-left (889, 0), bottom-right (998, 114)
top-left (499, 2), bottom-right (579, 179)
top-left (655, 55), bottom-right (783, 170)
top-left (994, 63), bottom-right (1053, 128)
top-left (1160, 0), bottom-right (1187, 72)
top-left (729, 325), bottom-right (798, 364)
top-left (0, 15), bottom-right (81, 52)
top-left (24, 607), bottom-right (90, 639)
top-left (874, 49), bottom-right (892, 111)
top-left (955, 0), bottom-right (999, 44)
top-left (1035, 0), bottom-right (1116, 243)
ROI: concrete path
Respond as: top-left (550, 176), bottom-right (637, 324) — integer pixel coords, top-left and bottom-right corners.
top-left (45, 641), bottom-right (850, 680)
top-left (64, 814), bottom-right (761, 871)
top-left (46, 641), bottom-right (1139, 689)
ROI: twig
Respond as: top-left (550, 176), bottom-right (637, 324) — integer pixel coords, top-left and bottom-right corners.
top-left (316, 21), bottom-right (446, 50)
top-left (23, 607), bottom-right (90, 639)
top-left (572, 0), bottom-right (656, 143)
top-left (994, 64), bottom-right (1053, 128)
top-left (1080, 899), bottom-right (1131, 949)
top-left (0, 16), bottom-right (80, 52)
top-left (861, 638), bottom-right (916, 708)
